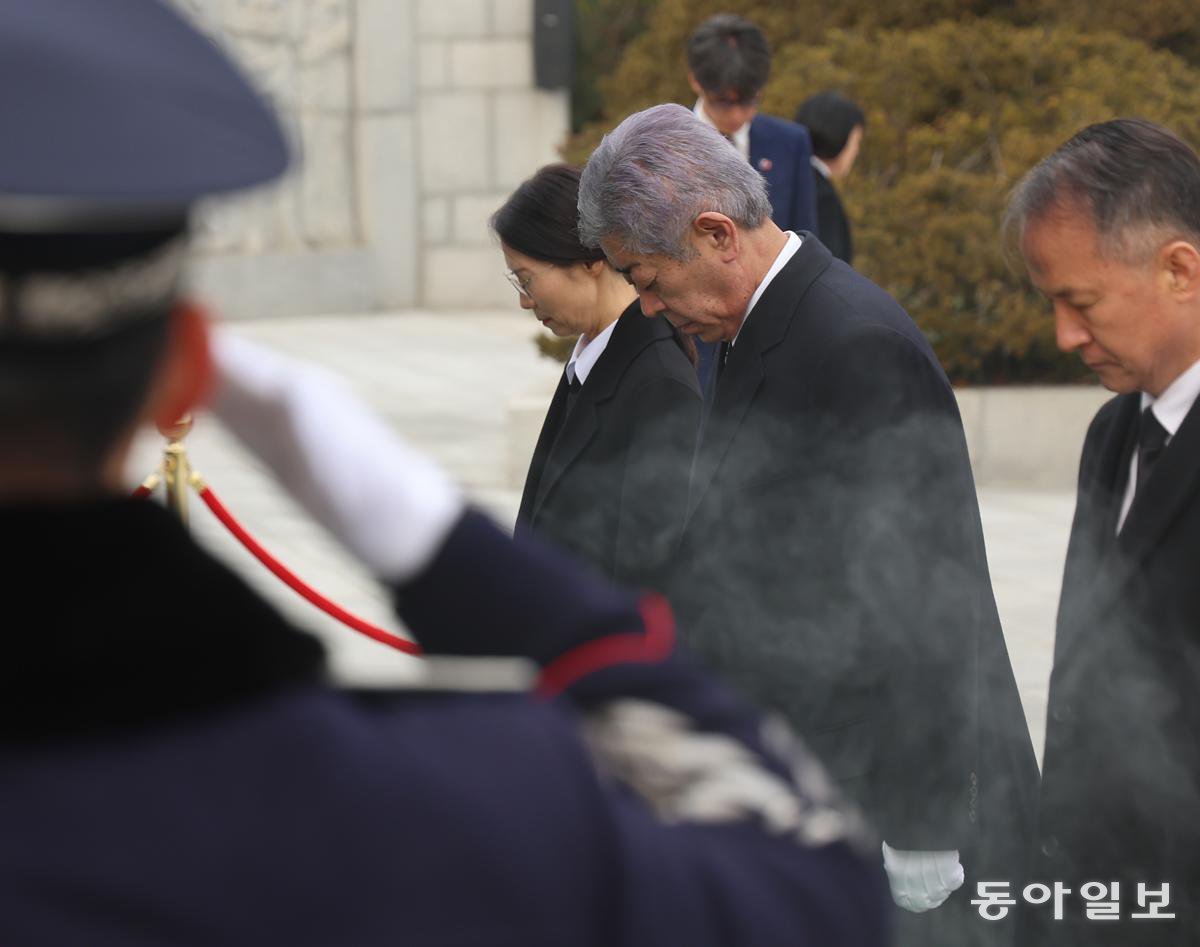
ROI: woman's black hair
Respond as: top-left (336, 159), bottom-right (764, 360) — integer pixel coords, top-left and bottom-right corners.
top-left (492, 163), bottom-right (697, 367)
top-left (491, 163), bottom-right (605, 265)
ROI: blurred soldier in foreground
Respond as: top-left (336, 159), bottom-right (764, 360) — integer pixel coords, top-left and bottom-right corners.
top-left (580, 103), bottom-right (1038, 946)
top-left (0, 2), bottom-right (888, 944)
top-left (1008, 118), bottom-right (1200, 945)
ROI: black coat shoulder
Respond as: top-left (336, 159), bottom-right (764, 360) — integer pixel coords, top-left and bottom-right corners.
top-left (1084, 392), bottom-right (1129, 443)
top-left (603, 304), bottom-right (701, 398)
top-left (749, 238), bottom-right (952, 417)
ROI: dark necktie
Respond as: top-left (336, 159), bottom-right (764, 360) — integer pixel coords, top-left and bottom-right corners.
top-left (1135, 406), bottom-right (1170, 498)
top-left (698, 341), bottom-right (729, 437)
top-left (563, 374), bottom-right (583, 421)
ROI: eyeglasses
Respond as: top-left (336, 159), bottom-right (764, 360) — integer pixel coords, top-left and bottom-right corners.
top-left (703, 90), bottom-right (762, 112)
top-left (505, 269), bottom-right (533, 299)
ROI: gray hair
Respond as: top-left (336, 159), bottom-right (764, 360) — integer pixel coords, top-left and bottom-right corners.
top-left (578, 103), bottom-right (773, 259)
top-left (1005, 117), bottom-right (1200, 265)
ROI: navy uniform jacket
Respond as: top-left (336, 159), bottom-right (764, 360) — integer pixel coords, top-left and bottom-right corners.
top-left (1022, 393), bottom-right (1200, 946)
top-left (517, 301), bottom-right (700, 590)
top-left (0, 498), bottom-right (887, 946)
top-left (671, 236), bottom-right (1038, 943)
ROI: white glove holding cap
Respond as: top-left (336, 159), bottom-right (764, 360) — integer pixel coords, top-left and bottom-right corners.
top-left (209, 331), bottom-right (463, 583)
top-left (881, 841), bottom-right (965, 913)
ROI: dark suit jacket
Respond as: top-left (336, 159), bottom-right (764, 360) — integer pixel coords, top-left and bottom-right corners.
top-left (750, 114), bottom-right (818, 236)
top-left (813, 170), bottom-right (853, 265)
top-left (1025, 393), bottom-right (1200, 946)
top-left (671, 236), bottom-right (1037, 874)
top-left (517, 302), bottom-right (701, 590)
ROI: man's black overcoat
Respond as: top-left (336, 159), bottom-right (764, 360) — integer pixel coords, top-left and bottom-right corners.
top-left (670, 235), bottom-right (1038, 922)
top-left (1023, 393), bottom-right (1200, 946)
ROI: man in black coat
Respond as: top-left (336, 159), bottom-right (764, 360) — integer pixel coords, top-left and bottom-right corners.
top-left (1008, 118), bottom-right (1200, 946)
top-left (795, 91), bottom-right (865, 266)
top-left (0, 3), bottom-right (890, 944)
top-left (580, 102), bottom-right (1038, 945)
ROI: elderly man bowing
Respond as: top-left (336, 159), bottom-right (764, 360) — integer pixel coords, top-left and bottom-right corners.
top-left (579, 103), bottom-right (1037, 946)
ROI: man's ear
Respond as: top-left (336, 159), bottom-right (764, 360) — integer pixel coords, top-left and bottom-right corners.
top-left (1162, 241), bottom-right (1200, 301)
top-left (686, 71), bottom-right (704, 98)
top-left (148, 298), bottom-right (214, 430)
top-left (693, 212), bottom-right (739, 260)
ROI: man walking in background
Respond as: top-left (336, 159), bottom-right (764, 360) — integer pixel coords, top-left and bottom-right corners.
top-left (687, 14), bottom-right (817, 237)
top-left (795, 91), bottom-right (866, 265)
top-left (1008, 117), bottom-right (1200, 946)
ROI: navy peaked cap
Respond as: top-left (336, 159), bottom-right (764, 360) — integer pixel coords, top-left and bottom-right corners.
top-left (0, 0), bottom-right (289, 227)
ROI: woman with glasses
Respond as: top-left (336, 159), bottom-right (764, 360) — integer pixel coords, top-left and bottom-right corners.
top-left (491, 163), bottom-right (701, 591)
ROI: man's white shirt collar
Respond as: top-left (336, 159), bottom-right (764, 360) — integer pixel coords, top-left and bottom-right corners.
top-left (1116, 355), bottom-right (1200, 533)
top-left (1141, 356), bottom-right (1200, 437)
top-left (566, 318), bottom-right (619, 385)
top-left (693, 99), bottom-right (750, 162)
top-left (811, 155), bottom-right (832, 179)
top-left (732, 231), bottom-right (803, 347)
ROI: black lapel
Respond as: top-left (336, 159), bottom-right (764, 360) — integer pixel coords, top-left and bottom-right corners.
top-left (687, 235), bottom-right (831, 520)
top-left (1056, 395), bottom-right (1139, 644)
top-left (1117, 394), bottom-right (1200, 566)
top-left (532, 303), bottom-right (663, 517)
top-left (688, 334), bottom-right (764, 519)
top-left (1089, 394), bottom-right (1140, 547)
top-left (518, 371), bottom-right (570, 524)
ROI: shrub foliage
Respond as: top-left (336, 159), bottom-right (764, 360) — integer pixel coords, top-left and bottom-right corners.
top-left (565, 1), bottom-right (1200, 383)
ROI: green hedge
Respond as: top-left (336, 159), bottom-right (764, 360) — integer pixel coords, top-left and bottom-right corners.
top-left (563, 0), bottom-right (1200, 383)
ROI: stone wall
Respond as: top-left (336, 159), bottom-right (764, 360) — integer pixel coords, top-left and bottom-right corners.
top-left (172, 0), bottom-right (568, 317)
top-left (415, 0), bottom-right (569, 309)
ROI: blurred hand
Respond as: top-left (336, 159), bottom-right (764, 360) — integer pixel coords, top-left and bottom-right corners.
top-left (209, 331), bottom-right (462, 583)
top-left (881, 842), bottom-right (964, 913)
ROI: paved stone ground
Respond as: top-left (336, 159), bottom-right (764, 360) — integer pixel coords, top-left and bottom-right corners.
top-left (127, 310), bottom-right (1075, 766)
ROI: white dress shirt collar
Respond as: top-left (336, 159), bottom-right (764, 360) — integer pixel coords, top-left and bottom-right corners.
top-left (693, 99), bottom-right (750, 162)
top-left (565, 317), bottom-right (619, 385)
top-left (1141, 356), bottom-right (1200, 437)
top-left (811, 155), bottom-right (832, 179)
top-left (732, 231), bottom-right (803, 347)
top-left (1116, 355), bottom-right (1200, 533)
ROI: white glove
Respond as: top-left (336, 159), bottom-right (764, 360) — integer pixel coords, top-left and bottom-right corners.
top-left (209, 331), bottom-right (463, 583)
top-left (881, 841), bottom-right (964, 913)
